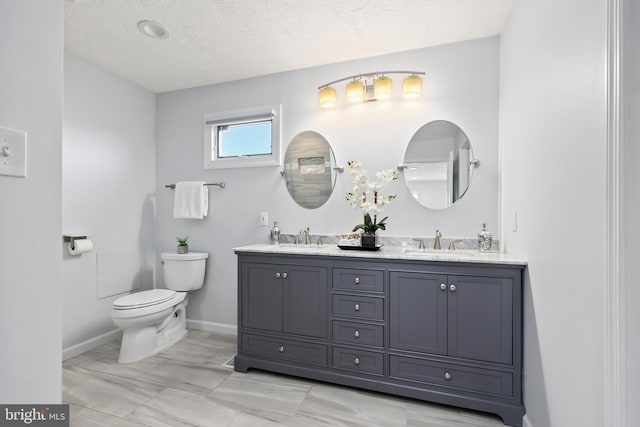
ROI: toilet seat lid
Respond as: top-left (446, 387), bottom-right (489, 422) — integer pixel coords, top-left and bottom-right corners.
top-left (113, 289), bottom-right (177, 310)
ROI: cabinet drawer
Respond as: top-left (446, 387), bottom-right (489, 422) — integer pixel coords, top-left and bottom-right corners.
top-left (389, 355), bottom-right (513, 398)
top-left (332, 294), bottom-right (384, 321)
top-left (333, 268), bottom-right (384, 293)
top-left (332, 346), bottom-right (384, 376)
top-left (241, 333), bottom-right (328, 367)
top-left (332, 320), bottom-right (384, 347)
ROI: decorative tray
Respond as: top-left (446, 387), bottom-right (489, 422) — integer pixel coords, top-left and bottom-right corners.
top-left (337, 244), bottom-right (383, 251)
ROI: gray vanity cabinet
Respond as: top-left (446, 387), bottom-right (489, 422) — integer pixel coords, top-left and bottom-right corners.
top-left (447, 275), bottom-right (513, 364)
top-left (389, 272), bottom-right (513, 364)
top-left (240, 261), bottom-right (328, 338)
top-left (389, 271), bottom-right (448, 355)
top-left (235, 251), bottom-right (525, 427)
top-left (240, 263), bottom-right (283, 332)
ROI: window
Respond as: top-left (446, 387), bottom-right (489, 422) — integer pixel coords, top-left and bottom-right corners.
top-left (204, 105), bottom-right (281, 169)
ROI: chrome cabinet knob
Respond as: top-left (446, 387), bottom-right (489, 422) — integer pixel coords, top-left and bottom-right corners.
top-left (278, 346), bottom-right (284, 353)
top-left (282, 272), bottom-right (288, 278)
top-left (440, 283), bottom-right (446, 291)
top-left (444, 372), bottom-right (452, 380)
top-left (354, 357), bottom-right (360, 366)
top-left (354, 277), bottom-right (360, 284)
top-left (449, 284), bottom-right (457, 292)
top-left (275, 272), bottom-right (281, 278)
top-left (354, 330), bottom-right (360, 338)
top-left (354, 303), bottom-right (360, 312)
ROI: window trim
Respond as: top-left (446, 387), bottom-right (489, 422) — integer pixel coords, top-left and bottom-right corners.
top-left (203, 104), bottom-right (281, 169)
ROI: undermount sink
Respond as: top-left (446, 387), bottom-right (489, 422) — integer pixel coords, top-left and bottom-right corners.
top-left (402, 247), bottom-right (475, 255)
top-left (268, 243), bottom-right (330, 250)
top-left (402, 247), bottom-right (442, 253)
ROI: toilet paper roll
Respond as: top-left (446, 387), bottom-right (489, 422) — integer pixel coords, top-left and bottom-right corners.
top-left (68, 239), bottom-right (93, 256)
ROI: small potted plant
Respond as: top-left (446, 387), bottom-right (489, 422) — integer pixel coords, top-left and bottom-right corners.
top-left (352, 213), bottom-right (388, 247)
top-left (176, 235), bottom-right (189, 254)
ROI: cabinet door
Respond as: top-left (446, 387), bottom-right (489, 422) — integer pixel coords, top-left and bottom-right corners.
top-left (447, 275), bottom-right (513, 364)
top-left (389, 271), bottom-right (448, 355)
top-left (241, 263), bottom-right (283, 332)
top-left (283, 265), bottom-right (328, 338)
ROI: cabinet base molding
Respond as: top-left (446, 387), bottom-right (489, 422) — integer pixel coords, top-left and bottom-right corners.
top-left (234, 354), bottom-right (525, 427)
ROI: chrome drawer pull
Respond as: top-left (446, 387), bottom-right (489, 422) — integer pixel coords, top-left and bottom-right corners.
top-left (354, 277), bottom-right (360, 284)
top-left (278, 346), bottom-right (284, 353)
top-left (354, 330), bottom-right (360, 338)
top-left (354, 357), bottom-right (360, 366)
top-left (354, 303), bottom-right (360, 311)
top-left (449, 284), bottom-right (457, 292)
top-left (440, 283), bottom-right (447, 291)
top-left (282, 272), bottom-right (288, 278)
top-left (275, 272), bottom-right (281, 278)
top-left (444, 372), bottom-right (452, 380)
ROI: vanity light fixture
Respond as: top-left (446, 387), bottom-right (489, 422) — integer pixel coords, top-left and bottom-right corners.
top-left (137, 20), bottom-right (169, 39)
top-left (402, 74), bottom-right (423, 99)
top-left (346, 80), bottom-right (365, 103)
top-left (373, 76), bottom-right (393, 99)
top-left (318, 71), bottom-right (425, 109)
top-left (318, 86), bottom-right (337, 109)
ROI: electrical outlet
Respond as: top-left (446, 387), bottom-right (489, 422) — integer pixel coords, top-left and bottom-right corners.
top-left (512, 210), bottom-right (518, 232)
top-left (259, 211), bottom-right (268, 226)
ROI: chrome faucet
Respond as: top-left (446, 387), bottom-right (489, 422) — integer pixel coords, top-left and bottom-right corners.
top-left (300, 227), bottom-right (311, 245)
top-left (433, 230), bottom-right (442, 250)
top-left (413, 238), bottom-right (426, 250)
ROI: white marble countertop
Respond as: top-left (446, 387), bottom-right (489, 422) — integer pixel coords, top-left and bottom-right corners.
top-left (234, 243), bottom-right (527, 266)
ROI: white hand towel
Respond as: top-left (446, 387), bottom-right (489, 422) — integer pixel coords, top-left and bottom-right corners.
top-left (173, 181), bottom-right (208, 219)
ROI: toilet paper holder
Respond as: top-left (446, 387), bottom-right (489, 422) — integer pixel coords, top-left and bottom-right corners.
top-left (63, 234), bottom-right (87, 247)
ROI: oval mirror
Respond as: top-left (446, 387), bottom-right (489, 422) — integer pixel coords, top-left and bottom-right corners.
top-left (402, 120), bottom-right (476, 210)
top-left (282, 130), bottom-right (338, 209)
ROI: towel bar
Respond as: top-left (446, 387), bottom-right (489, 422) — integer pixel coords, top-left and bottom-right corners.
top-left (165, 182), bottom-right (225, 189)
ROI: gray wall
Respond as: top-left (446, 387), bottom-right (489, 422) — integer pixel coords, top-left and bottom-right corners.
top-left (62, 53), bottom-right (156, 356)
top-left (156, 37), bottom-right (500, 333)
top-left (500, 0), bottom-right (607, 426)
top-left (623, 0), bottom-right (640, 422)
top-left (0, 0), bottom-right (64, 403)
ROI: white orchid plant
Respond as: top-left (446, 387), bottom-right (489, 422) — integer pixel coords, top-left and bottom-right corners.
top-left (346, 161), bottom-right (399, 235)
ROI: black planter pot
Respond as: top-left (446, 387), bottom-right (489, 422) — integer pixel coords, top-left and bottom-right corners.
top-left (361, 234), bottom-right (378, 248)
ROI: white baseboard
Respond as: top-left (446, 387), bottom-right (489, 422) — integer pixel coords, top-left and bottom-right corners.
top-left (186, 319), bottom-right (237, 336)
top-left (62, 321), bottom-right (235, 361)
top-left (62, 328), bottom-right (122, 361)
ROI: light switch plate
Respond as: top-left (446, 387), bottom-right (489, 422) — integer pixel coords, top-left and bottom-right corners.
top-left (260, 211), bottom-right (268, 226)
top-left (0, 127), bottom-right (27, 178)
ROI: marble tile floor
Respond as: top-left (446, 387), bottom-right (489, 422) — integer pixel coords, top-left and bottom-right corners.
top-left (62, 330), bottom-right (507, 427)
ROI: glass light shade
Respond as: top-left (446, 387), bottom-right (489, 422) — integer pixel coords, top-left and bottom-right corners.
top-left (346, 80), bottom-right (365, 103)
top-left (402, 75), bottom-right (422, 98)
top-left (318, 87), bottom-right (337, 109)
top-left (374, 76), bottom-right (392, 99)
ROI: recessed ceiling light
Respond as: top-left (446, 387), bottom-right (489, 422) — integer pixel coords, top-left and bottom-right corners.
top-left (137, 20), bottom-right (169, 39)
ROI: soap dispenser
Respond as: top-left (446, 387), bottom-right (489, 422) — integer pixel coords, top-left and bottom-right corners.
top-left (270, 221), bottom-right (281, 245)
top-left (478, 223), bottom-right (493, 252)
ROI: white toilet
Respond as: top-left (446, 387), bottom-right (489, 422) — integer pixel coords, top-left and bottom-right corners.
top-left (111, 252), bottom-right (208, 363)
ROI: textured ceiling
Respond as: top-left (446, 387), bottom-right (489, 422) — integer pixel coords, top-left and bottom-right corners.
top-left (64, 0), bottom-right (513, 93)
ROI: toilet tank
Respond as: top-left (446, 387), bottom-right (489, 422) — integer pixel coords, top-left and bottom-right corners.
top-left (161, 252), bottom-right (208, 291)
